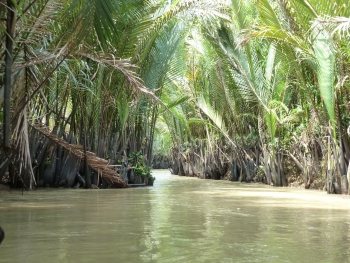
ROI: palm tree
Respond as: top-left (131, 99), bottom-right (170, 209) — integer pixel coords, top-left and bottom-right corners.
top-left (1, 0), bottom-right (350, 194)
top-left (0, 0), bottom-right (230, 188)
top-left (156, 0), bottom-right (350, 193)
top-left (0, 0), bottom-right (157, 188)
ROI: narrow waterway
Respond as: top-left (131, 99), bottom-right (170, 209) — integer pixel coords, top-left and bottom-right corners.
top-left (1, 170), bottom-right (350, 262)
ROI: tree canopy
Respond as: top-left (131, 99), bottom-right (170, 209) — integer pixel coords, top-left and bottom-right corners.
top-left (1, 0), bottom-right (350, 193)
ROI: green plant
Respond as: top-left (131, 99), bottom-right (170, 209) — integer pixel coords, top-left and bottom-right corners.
top-left (129, 151), bottom-right (152, 178)
top-left (45, 157), bottom-right (52, 165)
top-left (149, 175), bottom-right (156, 181)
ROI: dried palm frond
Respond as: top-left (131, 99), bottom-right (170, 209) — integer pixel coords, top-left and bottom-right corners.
top-left (315, 16), bottom-right (350, 39)
top-left (31, 123), bottom-right (129, 188)
top-left (11, 103), bottom-right (36, 189)
top-left (75, 51), bottom-right (161, 103)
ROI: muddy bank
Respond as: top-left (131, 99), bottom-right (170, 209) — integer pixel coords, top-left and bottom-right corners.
top-left (168, 151), bottom-right (327, 191)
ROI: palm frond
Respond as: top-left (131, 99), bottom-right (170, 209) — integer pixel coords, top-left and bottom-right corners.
top-left (312, 23), bottom-right (336, 125)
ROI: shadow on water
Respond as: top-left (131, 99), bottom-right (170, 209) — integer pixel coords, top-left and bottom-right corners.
top-left (1, 170), bottom-right (350, 262)
top-left (0, 226), bottom-right (4, 244)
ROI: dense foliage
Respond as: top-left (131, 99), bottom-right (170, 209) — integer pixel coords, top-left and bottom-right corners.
top-left (0, 0), bottom-right (349, 193)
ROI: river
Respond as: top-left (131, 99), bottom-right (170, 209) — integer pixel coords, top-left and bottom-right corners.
top-left (1, 170), bottom-right (350, 262)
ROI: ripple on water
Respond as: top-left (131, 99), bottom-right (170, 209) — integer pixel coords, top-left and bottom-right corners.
top-left (1, 170), bottom-right (350, 263)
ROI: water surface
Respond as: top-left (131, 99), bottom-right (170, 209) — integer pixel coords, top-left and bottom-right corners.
top-left (1, 170), bottom-right (350, 262)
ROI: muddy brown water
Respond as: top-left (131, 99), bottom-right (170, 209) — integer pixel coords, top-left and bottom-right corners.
top-left (1, 170), bottom-right (350, 262)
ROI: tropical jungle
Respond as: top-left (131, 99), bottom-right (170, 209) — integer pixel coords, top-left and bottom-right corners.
top-left (1, 0), bottom-right (350, 194)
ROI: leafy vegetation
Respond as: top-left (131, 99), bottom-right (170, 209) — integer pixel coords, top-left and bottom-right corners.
top-left (129, 151), bottom-right (152, 178)
top-left (0, 0), bottom-right (350, 194)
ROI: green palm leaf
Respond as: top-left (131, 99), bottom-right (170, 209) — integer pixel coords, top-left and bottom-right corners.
top-left (312, 24), bottom-right (335, 125)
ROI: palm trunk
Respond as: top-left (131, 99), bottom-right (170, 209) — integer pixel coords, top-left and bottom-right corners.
top-left (3, 1), bottom-right (15, 148)
top-left (336, 100), bottom-right (347, 193)
top-left (147, 106), bottom-right (158, 166)
top-left (84, 121), bottom-right (91, 189)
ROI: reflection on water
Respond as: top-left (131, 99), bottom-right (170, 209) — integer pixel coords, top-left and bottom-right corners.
top-left (1, 170), bottom-right (350, 262)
